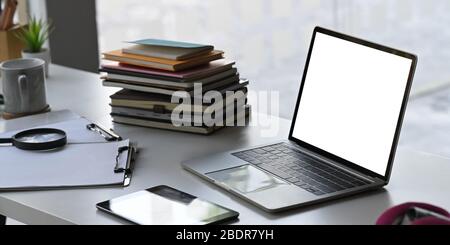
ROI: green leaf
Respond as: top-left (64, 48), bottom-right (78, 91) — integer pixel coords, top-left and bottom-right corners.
top-left (15, 15), bottom-right (54, 53)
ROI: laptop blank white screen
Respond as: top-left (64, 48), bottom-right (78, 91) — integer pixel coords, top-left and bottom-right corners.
top-left (292, 32), bottom-right (412, 176)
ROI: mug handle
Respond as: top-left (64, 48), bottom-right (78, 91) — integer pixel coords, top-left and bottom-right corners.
top-left (18, 74), bottom-right (29, 113)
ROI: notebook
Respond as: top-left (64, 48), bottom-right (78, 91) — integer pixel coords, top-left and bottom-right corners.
top-left (110, 88), bottom-right (248, 114)
top-left (102, 50), bottom-right (224, 71)
top-left (100, 60), bottom-right (235, 81)
top-left (123, 39), bottom-right (213, 60)
top-left (101, 68), bottom-right (238, 89)
top-left (109, 81), bottom-right (248, 107)
top-left (128, 39), bottom-right (213, 49)
top-left (102, 74), bottom-right (240, 95)
top-left (111, 101), bottom-right (248, 125)
top-left (112, 105), bottom-right (251, 135)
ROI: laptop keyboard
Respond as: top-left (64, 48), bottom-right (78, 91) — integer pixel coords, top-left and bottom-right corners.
top-left (232, 143), bottom-right (372, 196)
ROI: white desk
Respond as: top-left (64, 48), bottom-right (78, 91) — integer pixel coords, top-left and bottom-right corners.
top-left (1, 65), bottom-right (450, 225)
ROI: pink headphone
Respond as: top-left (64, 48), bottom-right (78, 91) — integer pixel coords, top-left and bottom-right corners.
top-left (376, 202), bottom-right (450, 225)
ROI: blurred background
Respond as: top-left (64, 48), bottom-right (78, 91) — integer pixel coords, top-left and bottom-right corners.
top-left (21, 0), bottom-right (450, 157)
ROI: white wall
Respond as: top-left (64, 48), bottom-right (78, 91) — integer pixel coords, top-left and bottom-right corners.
top-left (25, 0), bottom-right (49, 49)
top-left (26, 0), bottom-right (47, 20)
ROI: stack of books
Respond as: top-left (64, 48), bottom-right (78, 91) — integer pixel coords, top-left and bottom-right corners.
top-left (100, 39), bottom-right (250, 134)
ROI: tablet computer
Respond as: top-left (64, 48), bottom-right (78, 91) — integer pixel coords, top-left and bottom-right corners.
top-left (96, 185), bottom-right (239, 225)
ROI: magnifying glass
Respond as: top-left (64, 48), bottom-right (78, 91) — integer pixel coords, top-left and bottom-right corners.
top-left (0, 128), bottom-right (67, 151)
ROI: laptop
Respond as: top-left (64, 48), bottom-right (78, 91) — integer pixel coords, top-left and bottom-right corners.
top-left (182, 27), bottom-right (417, 212)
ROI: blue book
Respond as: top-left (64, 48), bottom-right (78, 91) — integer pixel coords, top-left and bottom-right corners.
top-left (124, 39), bottom-right (214, 60)
top-left (129, 39), bottom-right (213, 49)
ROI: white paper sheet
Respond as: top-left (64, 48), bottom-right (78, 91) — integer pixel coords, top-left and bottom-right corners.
top-left (0, 118), bottom-right (108, 144)
top-left (0, 140), bottom-right (129, 190)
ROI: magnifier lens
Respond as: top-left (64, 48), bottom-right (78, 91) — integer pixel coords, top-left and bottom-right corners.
top-left (16, 132), bottom-right (66, 143)
top-left (9, 128), bottom-right (68, 151)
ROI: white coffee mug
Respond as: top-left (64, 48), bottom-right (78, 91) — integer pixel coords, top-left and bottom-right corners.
top-left (0, 58), bottom-right (48, 115)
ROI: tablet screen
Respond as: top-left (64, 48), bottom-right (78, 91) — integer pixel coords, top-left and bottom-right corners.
top-left (97, 185), bottom-right (239, 225)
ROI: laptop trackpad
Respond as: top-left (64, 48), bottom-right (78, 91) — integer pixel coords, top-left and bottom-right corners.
top-left (206, 165), bottom-right (287, 194)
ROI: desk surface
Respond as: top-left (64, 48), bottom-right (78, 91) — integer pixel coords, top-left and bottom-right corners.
top-left (1, 65), bottom-right (450, 225)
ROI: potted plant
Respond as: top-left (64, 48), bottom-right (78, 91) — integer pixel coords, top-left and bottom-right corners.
top-left (16, 16), bottom-right (53, 77)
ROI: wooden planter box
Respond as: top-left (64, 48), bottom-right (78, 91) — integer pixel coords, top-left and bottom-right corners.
top-left (0, 25), bottom-right (26, 62)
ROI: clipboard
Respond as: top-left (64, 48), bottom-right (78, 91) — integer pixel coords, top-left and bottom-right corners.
top-left (0, 111), bottom-right (138, 190)
top-left (0, 117), bottom-right (122, 143)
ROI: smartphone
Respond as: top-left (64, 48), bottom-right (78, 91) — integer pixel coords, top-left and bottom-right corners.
top-left (96, 185), bottom-right (239, 225)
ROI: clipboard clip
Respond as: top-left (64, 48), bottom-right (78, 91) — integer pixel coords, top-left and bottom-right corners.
top-left (86, 123), bottom-right (122, 142)
top-left (114, 145), bottom-right (137, 176)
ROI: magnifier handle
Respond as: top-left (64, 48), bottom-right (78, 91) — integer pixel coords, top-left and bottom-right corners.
top-left (0, 138), bottom-right (12, 144)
